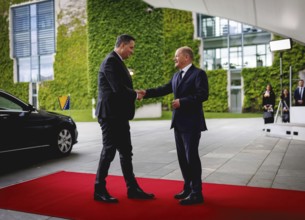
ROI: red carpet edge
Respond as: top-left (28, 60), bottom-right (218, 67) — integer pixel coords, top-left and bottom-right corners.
top-left (0, 171), bottom-right (305, 220)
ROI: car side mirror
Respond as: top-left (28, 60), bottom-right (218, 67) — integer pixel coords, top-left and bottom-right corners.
top-left (26, 104), bottom-right (36, 112)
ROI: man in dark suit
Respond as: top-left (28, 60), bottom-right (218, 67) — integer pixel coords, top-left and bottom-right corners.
top-left (294, 79), bottom-right (305, 106)
top-left (94, 34), bottom-right (154, 203)
top-left (141, 46), bottom-right (209, 205)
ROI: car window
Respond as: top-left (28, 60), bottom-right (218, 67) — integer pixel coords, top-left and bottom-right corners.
top-left (0, 96), bottom-right (23, 111)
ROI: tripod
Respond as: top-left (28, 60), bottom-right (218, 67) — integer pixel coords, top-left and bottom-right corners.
top-left (275, 98), bottom-right (289, 123)
top-left (274, 99), bottom-right (282, 123)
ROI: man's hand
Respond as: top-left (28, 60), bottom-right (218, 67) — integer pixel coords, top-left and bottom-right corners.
top-left (135, 90), bottom-right (146, 100)
top-left (172, 99), bottom-right (180, 109)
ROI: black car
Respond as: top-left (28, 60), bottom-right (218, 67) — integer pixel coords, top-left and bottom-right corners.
top-left (0, 89), bottom-right (78, 156)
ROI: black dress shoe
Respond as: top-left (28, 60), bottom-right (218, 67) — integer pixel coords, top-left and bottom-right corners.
top-left (94, 192), bottom-right (118, 203)
top-left (179, 194), bottom-right (204, 205)
top-left (174, 190), bottom-right (191, 199)
top-left (127, 188), bottom-right (155, 199)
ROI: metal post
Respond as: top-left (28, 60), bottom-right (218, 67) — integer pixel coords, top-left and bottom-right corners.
top-left (275, 52), bottom-right (283, 123)
top-left (92, 98), bottom-right (96, 119)
top-left (280, 52), bottom-right (283, 93)
top-left (29, 82), bottom-right (38, 109)
top-left (289, 66), bottom-right (292, 109)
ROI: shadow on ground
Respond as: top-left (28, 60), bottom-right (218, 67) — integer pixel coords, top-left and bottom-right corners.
top-left (0, 148), bottom-right (76, 175)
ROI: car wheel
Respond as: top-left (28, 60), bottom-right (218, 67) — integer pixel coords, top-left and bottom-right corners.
top-left (53, 128), bottom-right (73, 156)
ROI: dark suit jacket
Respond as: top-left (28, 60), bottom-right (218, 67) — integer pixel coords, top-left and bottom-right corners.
top-left (294, 87), bottom-right (305, 106)
top-left (145, 65), bottom-right (209, 133)
top-left (95, 51), bottom-right (137, 120)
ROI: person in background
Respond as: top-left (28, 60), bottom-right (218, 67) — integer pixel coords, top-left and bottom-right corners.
top-left (293, 79), bottom-right (305, 106)
top-left (94, 34), bottom-right (154, 203)
top-left (262, 83), bottom-right (276, 124)
top-left (281, 88), bottom-right (290, 123)
top-left (139, 46), bottom-right (208, 205)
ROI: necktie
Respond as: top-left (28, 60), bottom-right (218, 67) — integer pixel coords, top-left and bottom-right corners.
top-left (179, 70), bottom-right (184, 80)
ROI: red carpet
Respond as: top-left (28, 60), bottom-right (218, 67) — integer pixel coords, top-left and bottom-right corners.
top-left (0, 171), bottom-right (305, 220)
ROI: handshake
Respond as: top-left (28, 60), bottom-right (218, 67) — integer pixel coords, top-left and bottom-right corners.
top-left (135, 89), bottom-right (146, 100)
top-left (135, 89), bottom-right (181, 109)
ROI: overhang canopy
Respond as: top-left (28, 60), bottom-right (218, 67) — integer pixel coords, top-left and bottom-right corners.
top-left (143, 0), bottom-right (305, 45)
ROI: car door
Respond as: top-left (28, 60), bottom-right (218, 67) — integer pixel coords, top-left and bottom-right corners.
top-left (0, 93), bottom-right (26, 152)
top-left (0, 91), bottom-right (50, 152)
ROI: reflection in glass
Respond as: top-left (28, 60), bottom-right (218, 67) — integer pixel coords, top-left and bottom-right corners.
top-left (40, 55), bottom-right (54, 81)
top-left (11, 0), bottom-right (55, 83)
top-left (229, 20), bottom-right (242, 35)
top-left (31, 56), bottom-right (39, 82)
top-left (18, 58), bottom-right (31, 82)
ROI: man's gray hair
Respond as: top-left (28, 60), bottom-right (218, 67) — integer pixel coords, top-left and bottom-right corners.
top-left (180, 46), bottom-right (194, 61)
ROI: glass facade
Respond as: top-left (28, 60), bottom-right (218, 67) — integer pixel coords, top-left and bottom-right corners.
top-left (198, 15), bottom-right (272, 71)
top-left (10, 0), bottom-right (55, 83)
top-left (197, 14), bottom-right (272, 112)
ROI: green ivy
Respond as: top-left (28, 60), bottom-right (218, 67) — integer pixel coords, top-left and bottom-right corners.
top-left (242, 36), bottom-right (305, 112)
top-left (87, 0), bottom-right (166, 109)
top-left (204, 69), bottom-right (228, 112)
top-left (39, 18), bottom-right (90, 110)
top-left (161, 9), bottom-right (201, 109)
top-left (3, 1), bottom-right (305, 114)
top-left (0, 0), bottom-right (29, 102)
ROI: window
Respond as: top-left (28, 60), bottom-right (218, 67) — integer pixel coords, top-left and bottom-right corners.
top-left (0, 96), bottom-right (22, 111)
top-left (229, 46), bottom-right (242, 69)
top-left (10, 0), bottom-right (55, 83)
top-left (229, 20), bottom-right (242, 35)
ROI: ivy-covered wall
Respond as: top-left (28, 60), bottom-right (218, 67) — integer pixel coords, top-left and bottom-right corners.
top-left (242, 66), bottom-right (277, 112)
top-left (160, 9), bottom-right (201, 109)
top-left (39, 18), bottom-right (90, 110)
top-left (204, 69), bottom-right (228, 112)
top-left (87, 0), bottom-right (165, 109)
top-left (2, 0), bottom-right (305, 114)
top-left (87, 0), bottom-right (202, 109)
top-left (0, 0), bottom-right (29, 102)
top-left (0, 0), bottom-right (90, 110)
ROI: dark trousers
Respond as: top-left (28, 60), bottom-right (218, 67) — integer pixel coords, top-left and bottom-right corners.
top-left (95, 118), bottom-right (138, 193)
top-left (174, 129), bottom-right (202, 194)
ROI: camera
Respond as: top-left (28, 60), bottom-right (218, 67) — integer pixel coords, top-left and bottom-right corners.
top-left (146, 7), bottom-right (153, 13)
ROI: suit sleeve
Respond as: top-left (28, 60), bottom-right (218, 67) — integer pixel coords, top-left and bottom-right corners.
top-left (144, 80), bottom-right (173, 98)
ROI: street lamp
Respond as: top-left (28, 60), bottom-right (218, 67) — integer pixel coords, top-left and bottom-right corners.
top-left (269, 38), bottom-right (292, 88)
top-left (269, 38), bottom-right (292, 52)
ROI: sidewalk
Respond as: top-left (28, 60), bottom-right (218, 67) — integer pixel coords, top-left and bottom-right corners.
top-left (1, 118), bottom-right (305, 219)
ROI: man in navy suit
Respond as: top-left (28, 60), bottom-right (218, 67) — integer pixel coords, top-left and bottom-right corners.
top-left (94, 34), bottom-right (154, 203)
top-left (142, 46), bottom-right (209, 205)
top-left (294, 79), bottom-right (305, 106)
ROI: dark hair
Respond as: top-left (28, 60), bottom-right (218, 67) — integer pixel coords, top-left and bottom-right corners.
top-left (266, 83), bottom-right (273, 91)
top-left (281, 88), bottom-right (289, 99)
top-left (115, 34), bottom-right (135, 48)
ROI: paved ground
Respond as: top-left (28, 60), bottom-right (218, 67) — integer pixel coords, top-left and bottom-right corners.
top-left (1, 118), bottom-right (305, 219)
